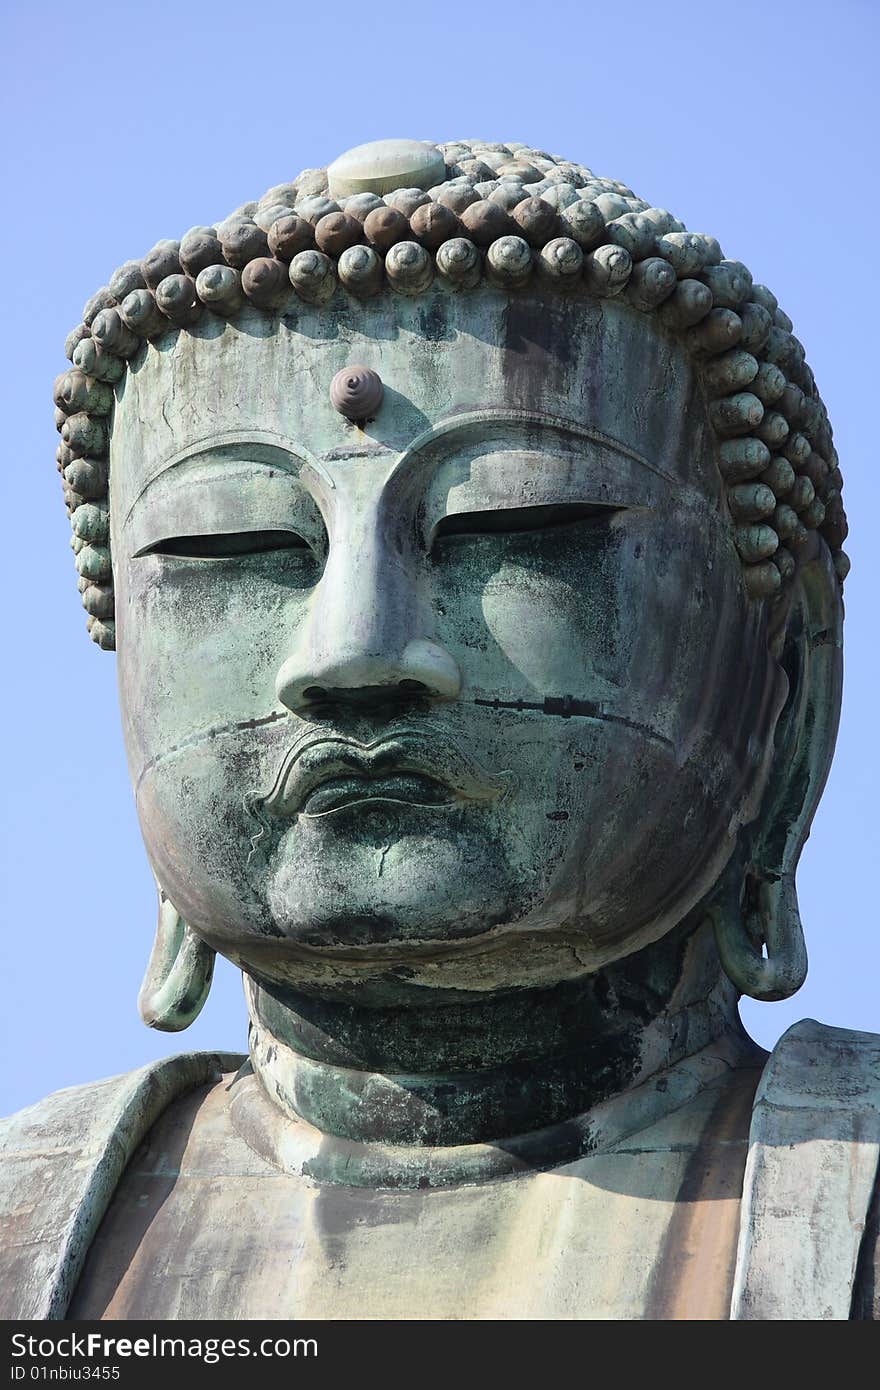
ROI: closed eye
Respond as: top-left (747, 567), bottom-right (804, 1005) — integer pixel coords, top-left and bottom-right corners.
top-left (138, 530), bottom-right (312, 558)
top-left (434, 502), bottom-right (619, 539)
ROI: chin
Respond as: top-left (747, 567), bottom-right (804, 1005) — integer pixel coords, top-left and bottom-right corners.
top-left (262, 816), bottom-right (523, 950)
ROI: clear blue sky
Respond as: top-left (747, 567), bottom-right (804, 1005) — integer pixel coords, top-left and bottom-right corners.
top-left (1, 0), bottom-right (877, 1115)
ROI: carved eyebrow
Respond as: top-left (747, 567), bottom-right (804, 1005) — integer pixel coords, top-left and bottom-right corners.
top-left (125, 431), bottom-right (332, 527)
top-left (392, 409), bottom-right (677, 483)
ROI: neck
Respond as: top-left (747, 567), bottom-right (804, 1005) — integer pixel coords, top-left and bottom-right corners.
top-left (244, 919), bottom-right (749, 1149)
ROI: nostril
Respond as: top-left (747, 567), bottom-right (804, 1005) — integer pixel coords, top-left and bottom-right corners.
top-left (398, 679), bottom-right (428, 695)
top-left (302, 686), bottom-right (327, 703)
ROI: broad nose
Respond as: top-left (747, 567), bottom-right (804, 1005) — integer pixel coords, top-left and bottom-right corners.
top-left (275, 504), bottom-right (461, 715)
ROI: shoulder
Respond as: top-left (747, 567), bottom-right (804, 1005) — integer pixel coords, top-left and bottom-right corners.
top-left (0, 1050), bottom-right (243, 1319)
top-left (758, 1017), bottom-right (880, 1103)
top-left (733, 1019), bottom-right (880, 1320)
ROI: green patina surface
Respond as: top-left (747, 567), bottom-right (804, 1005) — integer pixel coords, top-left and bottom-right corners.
top-left (6, 139), bottom-right (872, 1321)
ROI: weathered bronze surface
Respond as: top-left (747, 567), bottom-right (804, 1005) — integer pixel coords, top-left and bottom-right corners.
top-left (2, 138), bottom-right (876, 1321)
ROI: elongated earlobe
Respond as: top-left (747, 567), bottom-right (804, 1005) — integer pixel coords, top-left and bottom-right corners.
top-left (709, 853), bottom-right (807, 1001)
top-left (708, 549), bottom-right (842, 1002)
top-left (138, 888), bottom-right (215, 1031)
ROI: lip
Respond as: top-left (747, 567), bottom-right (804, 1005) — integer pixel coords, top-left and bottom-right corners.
top-left (300, 772), bottom-right (455, 817)
top-left (252, 729), bottom-right (508, 823)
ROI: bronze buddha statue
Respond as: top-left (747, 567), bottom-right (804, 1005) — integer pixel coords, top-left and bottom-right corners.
top-left (2, 138), bottom-right (875, 1321)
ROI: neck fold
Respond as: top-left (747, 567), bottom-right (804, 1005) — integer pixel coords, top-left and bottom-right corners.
top-left (244, 921), bottom-right (748, 1150)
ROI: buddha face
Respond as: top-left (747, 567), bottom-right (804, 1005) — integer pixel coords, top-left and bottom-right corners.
top-left (112, 289), bottom-right (787, 1000)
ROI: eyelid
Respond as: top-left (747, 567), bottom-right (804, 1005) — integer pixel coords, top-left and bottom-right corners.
top-left (135, 528), bottom-right (312, 559)
top-left (126, 465), bottom-right (327, 559)
top-left (432, 501), bottom-right (621, 540)
top-left (422, 444), bottom-right (659, 542)
top-left (124, 438), bottom-right (317, 528)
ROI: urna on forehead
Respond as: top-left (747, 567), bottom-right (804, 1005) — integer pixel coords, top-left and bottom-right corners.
top-left (52, 137), bottom-right (849, 650)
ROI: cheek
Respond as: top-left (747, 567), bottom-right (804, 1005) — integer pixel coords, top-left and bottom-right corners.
top-left (431, 514), bottom-right (720, 708)
top-left (116, 551), bottom-right (313, 768)
top-left (432, 511), bottom-right (767, 753)
top-left (136, 745), bottom-right (257, 924)
top-left (428, 512), bottom-right (779, 949)
top-left (480, 568), bottom-right (615, 700)
top-left (114, 553), bottom-right (311, 932)
top-left (132, 712), bottom-right (304, 939)
top-left (431, 522), bottom-right (622, 699)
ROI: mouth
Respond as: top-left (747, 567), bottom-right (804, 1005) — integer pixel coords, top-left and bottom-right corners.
top-left (300, 771), bottom-right (456, 817)
top-left (249, 728), bottom-right (509, 828)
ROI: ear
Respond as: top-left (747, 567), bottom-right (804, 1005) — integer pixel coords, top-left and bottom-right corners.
top-left (138, 883), bottom-right (216, 1031)
top-left (708, 544), bottom-right (843, 1000)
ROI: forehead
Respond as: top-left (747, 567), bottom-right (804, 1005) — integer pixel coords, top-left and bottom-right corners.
top-left (109, 289), bottom-right (717, 515)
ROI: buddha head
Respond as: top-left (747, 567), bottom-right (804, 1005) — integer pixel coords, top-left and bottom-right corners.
top-left (53, 138), bottom-right (847, 1027)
